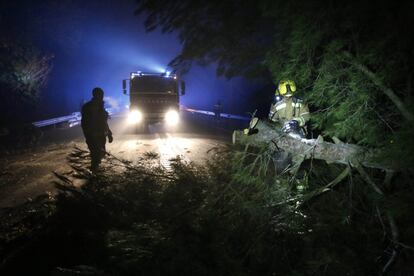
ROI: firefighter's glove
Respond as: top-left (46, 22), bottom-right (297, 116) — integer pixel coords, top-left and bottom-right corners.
top-left (108, 135), bottom-right (113, 143)
top-left (282, 120), bottom-right (300, 134)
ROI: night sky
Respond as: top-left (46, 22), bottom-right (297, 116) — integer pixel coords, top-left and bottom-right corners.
top-left (5, 0), bottom-right (267, 120)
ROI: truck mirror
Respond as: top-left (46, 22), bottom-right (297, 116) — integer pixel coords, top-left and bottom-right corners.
top-left (180, 81), bottom-right (186, 95)
top-left (122, 79), bottom-right (127, 94)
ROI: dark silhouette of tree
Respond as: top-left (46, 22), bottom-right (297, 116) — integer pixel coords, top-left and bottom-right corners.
top-left (0, 1), bottom-right (54, 145)
top-left (136, 0), bottom-right (276, 79)
top-left (0, 40), bottom-right (53, 124)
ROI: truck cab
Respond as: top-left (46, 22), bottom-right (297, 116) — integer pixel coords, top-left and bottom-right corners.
top-left (123, 71), bottom-right (185, 129)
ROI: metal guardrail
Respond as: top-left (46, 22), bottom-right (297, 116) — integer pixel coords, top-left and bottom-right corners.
top-left (32, 107), bottom-right (249, 129)
top-left (33, 112), bottom-right (81, 128)
top-left (180, 106), bottom-right (250, 121)
top-left (33, 108), bottom-right (115, 128)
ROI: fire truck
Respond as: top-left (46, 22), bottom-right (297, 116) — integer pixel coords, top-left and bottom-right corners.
top-left (122, 71), bottom-right (185, 129)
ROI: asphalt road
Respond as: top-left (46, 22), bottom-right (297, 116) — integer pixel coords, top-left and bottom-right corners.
top-left (106, 115), bottom-right (230, 168)
top-left (0, 114), bottom-right (244, 208)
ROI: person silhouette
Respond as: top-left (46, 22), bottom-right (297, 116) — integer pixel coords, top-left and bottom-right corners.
top-left (81, 87), bottom-right (113, 171)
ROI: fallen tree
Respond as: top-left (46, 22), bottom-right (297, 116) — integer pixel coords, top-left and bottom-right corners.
top-left (232, 120), bottom-right (394, 171)
top-left (233, 119), bottom-right (406, 275)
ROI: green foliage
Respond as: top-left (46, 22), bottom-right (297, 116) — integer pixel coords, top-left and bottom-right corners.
top-left (380, 120), bottom-right (414, 172)
top-left (264, 0), bottom-right (414, 147)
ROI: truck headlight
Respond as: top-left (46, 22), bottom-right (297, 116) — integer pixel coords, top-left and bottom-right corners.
top-left (127, 110), bottom-right (143, 124)
top-left (165, 110), bottom-right (179, 126)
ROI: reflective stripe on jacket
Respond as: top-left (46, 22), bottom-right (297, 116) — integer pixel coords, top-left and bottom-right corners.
top-left (268, 97), bottom-right (310, 126)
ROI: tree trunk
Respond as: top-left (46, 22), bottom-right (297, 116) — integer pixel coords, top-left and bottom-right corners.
top-left (232, 120), bottom-right (393, 170)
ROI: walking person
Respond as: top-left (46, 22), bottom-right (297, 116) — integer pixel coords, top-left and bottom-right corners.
top-left (81, 87), bottom-right (113, 172)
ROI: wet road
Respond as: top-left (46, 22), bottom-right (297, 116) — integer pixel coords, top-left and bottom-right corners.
top-left (106, 115), bottom-right (229, 167)
top-left (0, 115), bottom-right (236, 208)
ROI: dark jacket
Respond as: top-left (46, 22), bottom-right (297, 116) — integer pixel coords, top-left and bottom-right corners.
top-left (81, 99), bottom-right (111, 137)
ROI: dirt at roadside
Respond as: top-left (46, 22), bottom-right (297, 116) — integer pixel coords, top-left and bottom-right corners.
top-left (0, 141), bottom-right (87, 208)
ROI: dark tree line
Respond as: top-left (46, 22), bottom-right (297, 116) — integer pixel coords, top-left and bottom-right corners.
top-left (0, 40), bottom-right (53, 124)
top-left (0, 1), bottom-right (54, 147)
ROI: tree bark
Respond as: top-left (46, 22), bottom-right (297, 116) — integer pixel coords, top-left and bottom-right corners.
top-left (233, 120), bottom-right (394, 170)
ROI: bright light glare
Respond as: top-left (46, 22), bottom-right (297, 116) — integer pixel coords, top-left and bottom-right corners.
top-left (151, 65), bottom-right (167, 73)
top-left (165, 110), bottom-right (179, 126)
top-left (127, 110), bottom-right (143, 124)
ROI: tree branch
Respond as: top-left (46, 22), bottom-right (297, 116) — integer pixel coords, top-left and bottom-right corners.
top-left (354, 163), bottom-right (384, 196)
top-left (343, 51), bottom-right (414, 122)
top-left (299, 166), bottom-right (351, 207)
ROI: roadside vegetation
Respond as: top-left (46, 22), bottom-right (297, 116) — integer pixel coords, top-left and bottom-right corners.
top-left (1, 145), bottom-right (413, 275)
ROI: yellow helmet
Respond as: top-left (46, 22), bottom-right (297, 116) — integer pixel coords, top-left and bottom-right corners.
top-left (277, 80), bottom-right (296, 96)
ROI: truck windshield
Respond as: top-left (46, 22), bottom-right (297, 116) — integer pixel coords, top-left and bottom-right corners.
top-left (131, 76), bottom-right (177, 94)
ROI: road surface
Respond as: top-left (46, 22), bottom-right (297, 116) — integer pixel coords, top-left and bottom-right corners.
top-left (0, 115), bottom-right (238, 208)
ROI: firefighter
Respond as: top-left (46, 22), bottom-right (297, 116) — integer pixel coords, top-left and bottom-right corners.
top-left (268, 80), bottom-right (310, 138)
top-left (81, 87), bottom-right (113, 171)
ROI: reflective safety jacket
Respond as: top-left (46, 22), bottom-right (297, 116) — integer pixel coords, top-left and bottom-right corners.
top-left (268, 97), bottom-right (310, 127)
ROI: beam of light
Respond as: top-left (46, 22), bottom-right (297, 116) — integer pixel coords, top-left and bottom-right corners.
top-left (164, 110), bottom-right (179, 126)
top-left (151, 64), bottom-right (168, 73)
top-left (127, 110), bottom-right (143, 124)
top-left (165, 133), bottom-right (193, 150)
top-left (156, 133), bottom-right (191, 169)
top-left (156, 134), bottom-right (174, 169)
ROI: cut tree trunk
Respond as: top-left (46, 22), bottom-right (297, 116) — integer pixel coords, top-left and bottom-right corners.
top-left (232, 120), bottom-right (394, 171)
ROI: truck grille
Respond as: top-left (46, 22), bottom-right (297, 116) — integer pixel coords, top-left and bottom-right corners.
top-left (130, 95), bottom-right (178, 116)
top-left (142, 99), bottom-right (169, 104)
